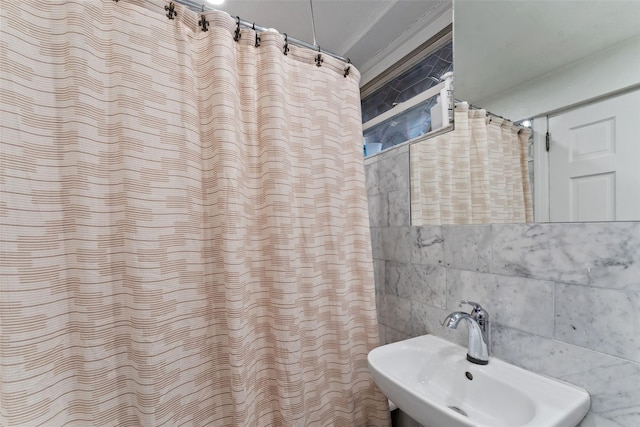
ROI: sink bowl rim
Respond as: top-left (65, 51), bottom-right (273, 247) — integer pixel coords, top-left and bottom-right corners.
top-left (368, 334), bottom-right (591, 427)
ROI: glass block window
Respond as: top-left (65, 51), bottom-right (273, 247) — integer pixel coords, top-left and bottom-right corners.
top-left (364, 96), bottom-right (439, 150)
top-left (361, 30), bottom-right (453, 155)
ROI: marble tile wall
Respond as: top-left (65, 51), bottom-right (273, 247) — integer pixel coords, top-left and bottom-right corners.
top-left (365, 147), bottom-right (640, 427)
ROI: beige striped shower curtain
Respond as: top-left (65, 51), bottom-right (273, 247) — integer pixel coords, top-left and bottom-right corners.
top-left (0, 1), bottom-right (389, 425)
top-left (410, 103), bottom-right (533, 225)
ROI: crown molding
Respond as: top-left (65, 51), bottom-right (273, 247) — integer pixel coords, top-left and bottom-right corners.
top-left (358, 0), bottom-right (452, 87)
top-left (334, 1), bottom-right (400, 56)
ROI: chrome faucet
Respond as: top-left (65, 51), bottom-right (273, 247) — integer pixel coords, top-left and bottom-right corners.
top-left (442, 301), bottom-right (490, 365)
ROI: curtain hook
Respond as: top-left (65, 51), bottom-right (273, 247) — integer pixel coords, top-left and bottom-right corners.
top-left (233, 16), bottom-right (241, 41)
top-left (283, 33), bottom-right (289, 55)
top-left (199, 14), bottom-right (209, 32)
top-left (165, 1), bottom-right (177, 20)
top-left (343, 58), bottom-right (351, 78)
top-left (315, 46), bottom-right (323, 67)
top-left (253, 23), bottom-right (260, 47)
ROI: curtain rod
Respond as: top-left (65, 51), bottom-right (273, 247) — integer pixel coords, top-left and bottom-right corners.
top-left (454, 99), bottom-right (531, 133)
top-left (172, 0), bottom-right (350, 64)
top-left (455, 99), bottom-right (513, 123)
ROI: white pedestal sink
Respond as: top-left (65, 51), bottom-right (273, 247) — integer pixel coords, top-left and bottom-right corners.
top-left (368, 334), bottom-right (590, 427)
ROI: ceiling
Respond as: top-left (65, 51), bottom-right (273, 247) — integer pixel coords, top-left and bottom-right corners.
top-left (198, 0), bottom-right (450, 78)
top-left (182, 0), bottom-right (640, 102)
top-left (454, 0), bottom-right (640, 105)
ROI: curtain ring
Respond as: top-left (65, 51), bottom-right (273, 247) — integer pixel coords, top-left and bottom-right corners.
top-left (283, 33), bottom-right (289, 55)
top-left (233, 16), bottom-right (241, 41)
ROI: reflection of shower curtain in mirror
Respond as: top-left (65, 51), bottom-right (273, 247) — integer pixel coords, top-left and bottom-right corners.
top-left (0, 1), bottom-right (390, 425)
top-left (410, 103), bottom-right (533, 225)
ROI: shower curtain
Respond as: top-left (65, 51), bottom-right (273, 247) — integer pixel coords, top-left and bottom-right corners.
top-left (410, 103), bottom-right (533, 225)
top-left (0, 1), bottom-right (390, 425)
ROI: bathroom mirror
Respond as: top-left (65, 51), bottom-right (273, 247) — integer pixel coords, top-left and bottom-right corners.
top-left (448, 0), bottom-right (640, 222)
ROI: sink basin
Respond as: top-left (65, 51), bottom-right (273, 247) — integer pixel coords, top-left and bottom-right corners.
top-left (368, 334), bottom-right (590, 427)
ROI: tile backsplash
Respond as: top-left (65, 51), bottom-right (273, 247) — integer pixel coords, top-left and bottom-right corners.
top-left (365, 147), bottom-right (640, 427)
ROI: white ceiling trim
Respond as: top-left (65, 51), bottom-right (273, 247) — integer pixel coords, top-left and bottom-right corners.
top-left (334, 1), bottom-right (399, 57)
top-left (358, 0), bottom-right (451, 87)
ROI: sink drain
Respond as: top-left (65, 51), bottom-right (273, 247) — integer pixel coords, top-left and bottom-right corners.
top-left (448, 406), bottom-right (468, 417)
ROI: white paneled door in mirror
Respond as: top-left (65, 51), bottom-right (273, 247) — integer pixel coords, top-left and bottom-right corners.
top-left (549, 89), bottom-right (640, 222)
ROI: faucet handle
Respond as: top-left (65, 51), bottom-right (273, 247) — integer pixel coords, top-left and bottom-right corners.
top-left (460, 300), bottom-right (489, 321)
top-left (460, 300), bottom-right (483, 310)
